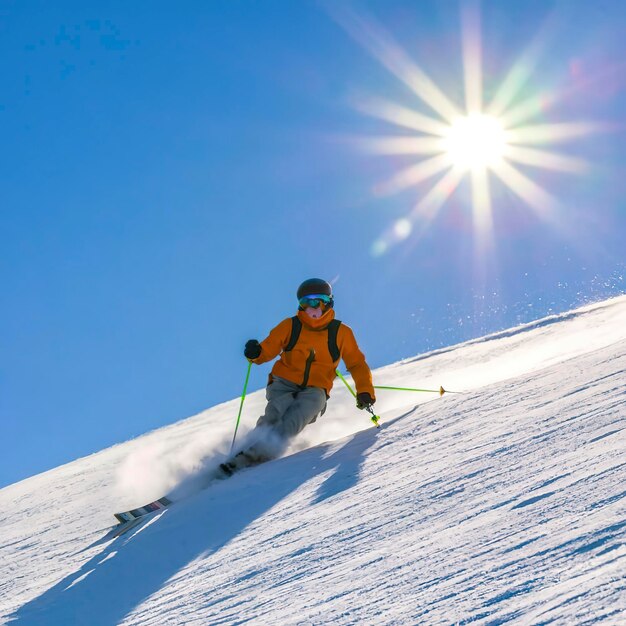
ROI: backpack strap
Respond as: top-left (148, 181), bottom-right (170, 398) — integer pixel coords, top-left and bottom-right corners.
top-left (327, 319), bottom-right (342, 362)
top-left (284, 316), bottom-right (302, 352)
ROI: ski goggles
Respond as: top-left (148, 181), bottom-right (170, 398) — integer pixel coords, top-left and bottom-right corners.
top-left (298, 294), bottom-right (332, 309)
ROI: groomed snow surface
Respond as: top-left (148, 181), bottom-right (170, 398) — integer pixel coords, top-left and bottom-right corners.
top-left (2, 296), bottom-right (626, 625)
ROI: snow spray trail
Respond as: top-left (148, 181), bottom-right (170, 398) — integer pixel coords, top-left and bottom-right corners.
top-left (10, 424), bottom-right (383, 626)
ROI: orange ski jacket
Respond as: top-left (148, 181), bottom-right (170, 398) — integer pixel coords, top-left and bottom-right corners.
top-left (251, 309), bottom-right (375, 398)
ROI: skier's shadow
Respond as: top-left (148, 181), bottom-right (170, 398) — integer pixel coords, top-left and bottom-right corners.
top-left (312, 428), bottom-right (378, 504)
top-left (8, 417), bottom-right (401, 626)
top-left (312, 408), bottom-right (415, 504)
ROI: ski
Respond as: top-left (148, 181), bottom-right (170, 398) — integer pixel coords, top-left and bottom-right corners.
top-left (113, 496), bottom-right (172, 524)
top-left (111, 457), bottom-right (249, 529)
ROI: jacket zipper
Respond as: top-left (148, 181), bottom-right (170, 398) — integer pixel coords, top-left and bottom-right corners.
top-left (300, 349), bottom-right (316, 389)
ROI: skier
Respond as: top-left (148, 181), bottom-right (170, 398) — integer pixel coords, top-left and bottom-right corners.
top-left (220, 278), bottom-right (376, 475)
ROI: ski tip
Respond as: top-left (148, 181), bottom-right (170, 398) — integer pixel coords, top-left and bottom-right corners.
top-left (440, 386), bottom-right (446, 396)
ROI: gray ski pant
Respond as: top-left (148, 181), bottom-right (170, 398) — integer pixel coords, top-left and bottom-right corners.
top-left (256, 376), bottom-right (327, 439)
top-left (225, 377), bottom-right (327, 470)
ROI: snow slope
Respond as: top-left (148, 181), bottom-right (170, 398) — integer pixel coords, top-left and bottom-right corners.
top-left (1, 296), bottom-right (626, 625)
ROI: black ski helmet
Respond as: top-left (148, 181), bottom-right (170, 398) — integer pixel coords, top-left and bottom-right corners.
top-left (297, 278), bottom-right (334, 307)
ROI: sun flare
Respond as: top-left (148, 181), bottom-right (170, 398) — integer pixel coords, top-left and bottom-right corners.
top-left (331, 4), bottom-right (603, 256)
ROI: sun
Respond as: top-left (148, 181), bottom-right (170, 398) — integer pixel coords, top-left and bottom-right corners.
top-left (329, 4), bottom-right (602, 256)
top-left (444, 114), bottom-right (506, 170)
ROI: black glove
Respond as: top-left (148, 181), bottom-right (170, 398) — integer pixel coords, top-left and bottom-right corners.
top-left (356, 392), bottom-right (375, 410)
top-left (244, 339), bottom-right (262, 360)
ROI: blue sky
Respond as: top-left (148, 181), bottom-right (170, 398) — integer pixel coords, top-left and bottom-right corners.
top-left (2, 0), bottom-right (625, 488)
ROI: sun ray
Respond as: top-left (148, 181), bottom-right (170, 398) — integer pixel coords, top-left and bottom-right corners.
top-left (461, 1), bottom-right (483, 114)
top-left (506, 122), bottom-right (603, 145)
top-left (486, 15), bottom-right (556, 118)
top-left (374, 153), bottom-right (452, 196)
top-left (410, 165), bottom-right (467, 224)
top-left (328, 5), bottom-right (461, 122)
top-left (470, 165), bottom-right (497, 303)
top-left (503, 145), bottom-right (588, 173)
top-left (352, 136), bottom-right (446, 156)
top-left (372, 166), bottom-right (466, 256)
top-left (470, 166), bottom-right (494, 249)
top-left (490, 159), bottom-right (558, 217)
top-left (352, 96), bottom-right (450, 136)
top-left (487, 56), bottom-right (542, 120)
top-left (498, 92), bottom-right (557, 128)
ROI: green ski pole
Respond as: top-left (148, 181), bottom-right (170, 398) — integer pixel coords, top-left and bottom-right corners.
top-left (231, 360), bottom-right (253, 452)
top-left (335, 369), bottom-right (381, 428)
top-left (374, 384), bottom-right (460, 396)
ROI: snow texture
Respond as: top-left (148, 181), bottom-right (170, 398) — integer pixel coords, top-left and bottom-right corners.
top-left (1, 296), bottom-right (626, 625)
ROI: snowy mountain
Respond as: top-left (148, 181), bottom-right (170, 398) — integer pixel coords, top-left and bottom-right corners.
top-left (2, 296), bottom-right (625, 625)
